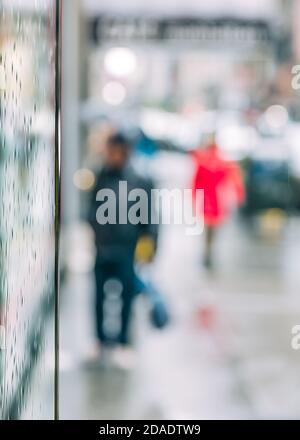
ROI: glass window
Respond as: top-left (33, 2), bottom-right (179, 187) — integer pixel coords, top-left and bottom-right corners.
top-left (0, 0), bottom-right (59, 420)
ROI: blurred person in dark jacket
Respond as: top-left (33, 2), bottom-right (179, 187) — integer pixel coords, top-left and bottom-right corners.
top-left (88, 132), bottom-right (157, 366)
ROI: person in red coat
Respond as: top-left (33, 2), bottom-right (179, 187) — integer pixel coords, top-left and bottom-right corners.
top-left (192, 133), bottom-right (245, 268)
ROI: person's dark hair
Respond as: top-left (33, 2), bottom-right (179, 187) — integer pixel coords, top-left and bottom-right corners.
top-left (107, 132), bottom-right (131, 149)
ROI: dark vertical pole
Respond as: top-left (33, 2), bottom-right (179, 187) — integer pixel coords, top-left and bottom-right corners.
top-left (54, 0), bottom-right (61, 421)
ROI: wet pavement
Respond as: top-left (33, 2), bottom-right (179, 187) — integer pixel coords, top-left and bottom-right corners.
top-left (59, 153), bottom-right (300, 420)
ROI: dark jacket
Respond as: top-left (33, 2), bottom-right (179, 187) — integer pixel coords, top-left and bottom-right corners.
top-left (88, 165), bottom-right (158, 259)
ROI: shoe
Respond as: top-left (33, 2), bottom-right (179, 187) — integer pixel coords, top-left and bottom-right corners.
top-left (81, 343), bottom-right (106, 370)
top-left (112, 346), bottom-right (136, 370)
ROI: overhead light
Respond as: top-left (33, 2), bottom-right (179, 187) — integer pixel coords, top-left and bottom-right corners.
top-left (104, 47), bottom-right (137, 77)
top-left (102, 81), bottom-right (126, 106)
top-left (73, 168), bottom-right (95, 191)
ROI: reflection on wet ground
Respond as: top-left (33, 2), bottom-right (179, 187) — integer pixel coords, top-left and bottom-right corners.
top-left (59, 214), bottom-right (300, 420)
top-left (60, 154), bottom-right (300, 420)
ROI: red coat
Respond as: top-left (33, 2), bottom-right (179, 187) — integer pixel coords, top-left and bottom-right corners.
top-left (192, 146), bottom-right (245, 227)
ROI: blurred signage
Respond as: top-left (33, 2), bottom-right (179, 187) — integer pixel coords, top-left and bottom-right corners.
top-left (90, 16), bottom-right (272, 45)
